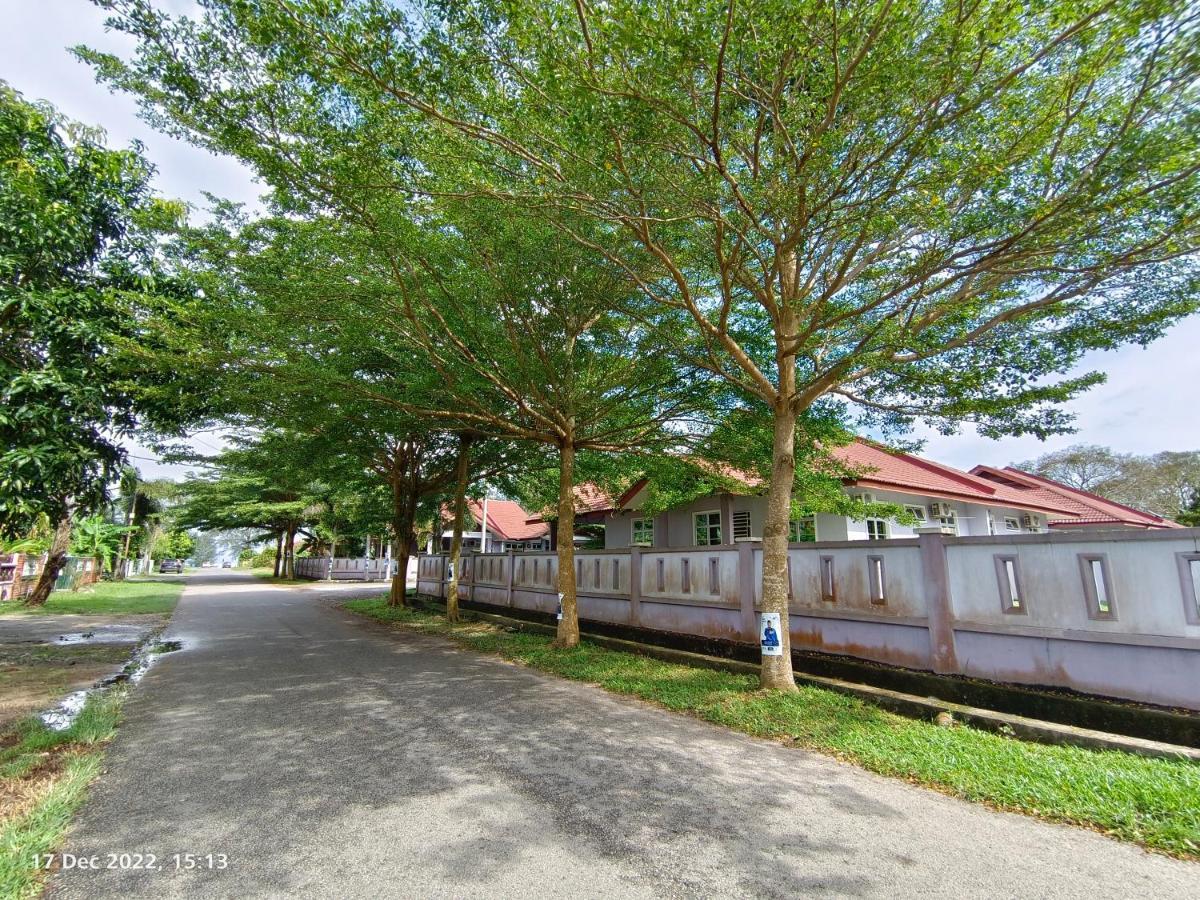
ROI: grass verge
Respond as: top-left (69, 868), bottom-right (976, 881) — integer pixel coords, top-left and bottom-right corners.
top-left (0, 688), bottom-right (126, 898)
top-left (250, 568), bottom-right (307, 586)
top-left (345, 596), bottom-right (1200, 859)
top-left (2, 579), bottom-right (184, 617)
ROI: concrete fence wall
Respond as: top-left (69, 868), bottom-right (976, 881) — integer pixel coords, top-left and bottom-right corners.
top-left (416, 528), bottom-right (1200, 710)
top-left (294, 556), bottom-right (419, 584)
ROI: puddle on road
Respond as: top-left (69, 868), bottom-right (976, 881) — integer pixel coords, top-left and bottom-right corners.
top-left (56, 625), bottom-right (147, 645)
top-left (39, 639), bottom-right (184, 731)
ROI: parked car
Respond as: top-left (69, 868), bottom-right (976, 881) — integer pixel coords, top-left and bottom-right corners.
top-left (221, 561), bottom-right (232, 568)
top-left (158, 559), bottom-right (183, 574)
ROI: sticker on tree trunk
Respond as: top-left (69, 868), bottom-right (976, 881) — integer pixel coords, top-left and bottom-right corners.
top-left (557, 592), bottom-right (564, 621)
top-left (760, 613), bottom-right (782, 656)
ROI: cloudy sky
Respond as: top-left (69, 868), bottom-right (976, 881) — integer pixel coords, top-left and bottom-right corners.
top-left (5, 0), bottom-right (1198, 479)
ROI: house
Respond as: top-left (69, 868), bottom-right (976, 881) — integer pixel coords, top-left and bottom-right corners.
top-left (601, 439), bottom-right (1086, 549)
top-left (970, 465), bottom-right (1182, 531)
top-left (438, 497), bottom-right (550, 553)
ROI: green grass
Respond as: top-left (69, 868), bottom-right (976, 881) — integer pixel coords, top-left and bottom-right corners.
top-left (344, 596), bottom-right (1200, 859)
top-left (0, 689), bottom-right (126, 899)
top-left (250, 567), bottom-right (306, 585)
top-left (1, 579), bottom-right (184, 616)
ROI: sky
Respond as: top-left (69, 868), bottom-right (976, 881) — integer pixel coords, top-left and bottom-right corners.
top-left (4, 0), bottom-right (1199, 481)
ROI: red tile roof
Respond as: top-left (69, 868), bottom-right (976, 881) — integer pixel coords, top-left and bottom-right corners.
top-left (832, 441), bottom-right (1080, 515)
top-left (524, 483), bottom-right (620, 524)
top-left (969, 466), bottom-right (1183, 529)
top-left (465, 498), bottom-right (549, 541)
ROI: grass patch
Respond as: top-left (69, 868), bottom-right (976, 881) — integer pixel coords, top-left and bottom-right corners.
top-left (345, 596), bottom-right (1200, 859)
top-left (250, 568), bottom-right (306, 586)
top-left (0, 688), bottom-right (126, 899)
top-left (1, 579), bottom-right (184, 617)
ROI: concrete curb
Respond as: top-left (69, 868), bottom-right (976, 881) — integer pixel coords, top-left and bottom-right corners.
top-left (465, 608), bottom-right (1200, 763)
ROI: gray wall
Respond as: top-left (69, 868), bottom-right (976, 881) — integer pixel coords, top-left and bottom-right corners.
top-left (417, 528), bottom-right (1200, 711)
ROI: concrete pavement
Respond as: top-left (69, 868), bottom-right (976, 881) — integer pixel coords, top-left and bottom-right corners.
top-left (49, 571), bottom-right (1200, 898)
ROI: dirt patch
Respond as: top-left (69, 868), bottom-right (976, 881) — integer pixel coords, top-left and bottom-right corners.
top-left (0, 645), bottom-right (132, 731)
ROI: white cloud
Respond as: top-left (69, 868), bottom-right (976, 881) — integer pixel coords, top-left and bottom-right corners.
top-left (0, 0), bottom-right (261, 212)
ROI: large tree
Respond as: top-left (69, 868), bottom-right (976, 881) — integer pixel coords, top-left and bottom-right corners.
top-left (87, 1), bottom-right (1200, 683)
top-left (0, 82), bottom-right (184, 536)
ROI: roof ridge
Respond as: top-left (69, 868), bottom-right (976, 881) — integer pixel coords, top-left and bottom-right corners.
top-left (853, 438), bottom-right (999, 495)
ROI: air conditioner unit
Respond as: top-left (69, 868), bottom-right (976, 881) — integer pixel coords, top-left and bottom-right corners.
top-left (1020, 513), bottom-right (1038, 529)
top-left (928, 502), bottom-right (954, 518)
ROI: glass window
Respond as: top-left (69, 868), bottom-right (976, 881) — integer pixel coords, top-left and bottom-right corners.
top-left (694, 511), bottom-right (722, 546)
top-left (866, 518), bottom-right (889, 540)
top-left (1004, 517), bottom-right (1020, 532)
top-left (632, 518), bottom-right (654, 545)
top-left (904, 505), bottom-right (927, 524)
top-left (789, 516), bottom-right (817, 542)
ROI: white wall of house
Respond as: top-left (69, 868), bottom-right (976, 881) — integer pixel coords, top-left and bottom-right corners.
top-left (605, 486), bottom-right (1049, 549)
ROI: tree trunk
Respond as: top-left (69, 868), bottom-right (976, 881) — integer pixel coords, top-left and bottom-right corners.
top-left (553, 439), bottom-right (579, 648)
top-left (24, 513), bottom-right (73, 607)
top-left (284, 524), bottom-right (296, 579)
top-left (273, 530), bottom-right (283, 578)
top-left (115, 502), bottom-right (135, 581)
top-left (445, 436), bottom-right (473, 623)
top-left (389, 487), bottom-right (418, 608)
top-left (759, 399), bottom-right (800, 692)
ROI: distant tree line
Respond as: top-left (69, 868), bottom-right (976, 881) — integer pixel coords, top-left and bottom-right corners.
top-left (1016, 444), bottom-right (1200, 524)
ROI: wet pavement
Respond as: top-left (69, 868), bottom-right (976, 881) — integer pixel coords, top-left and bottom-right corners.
top-left (0, 614), bottom-right (165, 647)
top-left (49, 570), bottom-right (1200, 899)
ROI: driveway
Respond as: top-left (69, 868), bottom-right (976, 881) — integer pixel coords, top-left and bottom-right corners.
top-left (50, 571), bottom-right (1199, 898)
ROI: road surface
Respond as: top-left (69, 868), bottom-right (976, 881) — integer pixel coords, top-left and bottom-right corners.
top-left (49, 571), bottom-right (1200, 898)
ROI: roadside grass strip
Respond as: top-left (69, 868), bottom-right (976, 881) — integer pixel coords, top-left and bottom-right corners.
top-left (344, 597), bottom-right (1200, 859)
top-left (0, 689), bottom-right (126, 899)
top-left (1, 580), bottom-right (185, 617)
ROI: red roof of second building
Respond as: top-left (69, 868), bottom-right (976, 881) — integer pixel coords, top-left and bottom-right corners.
top-left (465, 498), bottom-right (550, 541)
top-left (969, 466), bottom-right (1183, 529)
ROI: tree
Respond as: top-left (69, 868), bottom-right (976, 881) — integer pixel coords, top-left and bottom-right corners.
top-left (158, 529), bottom-right (195, 561)
top-left (0, 82), bottom-right (185, 539)
top-left (1015, 445), bottom-right (1130, 492)
top-left (86, 1), bottom-right (1200, 683)
top-left (71, 514), bottom-right (128, 577)
top-left (1106, 451), bottom-right (1200, 518)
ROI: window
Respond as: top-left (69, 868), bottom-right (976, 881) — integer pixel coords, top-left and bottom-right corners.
top-left (994, 555), bottom-right (1025, 614)
top-left (937, 513), bottom-right (959, 535)
top-left (694, 511), bottom-right (722, 546)
top-left (1079, 554), bottom-right (1116, 619)
top-left (904, 505), bottom-right (927, 524)
top-left (1177, 554), bottom-right (1200, 625)
top-left (732, 510), bottom-right (752, 540)
top-left (867, 556), bottom-right (886, 605)
top-left (1004, 516), bottom-right (1020, 532)
top-left (866, 518), bottom-right (889, 540)
top-left (632, 518), bottom-right (654, 546)
top-left (789, 516), bottom-right (817, 542)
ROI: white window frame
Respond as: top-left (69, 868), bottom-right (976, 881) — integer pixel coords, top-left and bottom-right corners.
top-left (789, 516), bottom-right (817, 542)
top-left (866, 518), bottom-right (890, 540)
top-left (693, 510), bottom-right (723, 546)
top-left (631, 517), bottom-right (654, 546)
top-left (1003, 516), bottom-right (1020, 532)
top-left (903, 505), bottom-right (927, 524)
top-left (938, 512), bottom-right (959, 535)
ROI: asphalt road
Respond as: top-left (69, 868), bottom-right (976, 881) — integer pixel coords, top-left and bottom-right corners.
top-left (49, 571), bottom-right (1200, 899)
